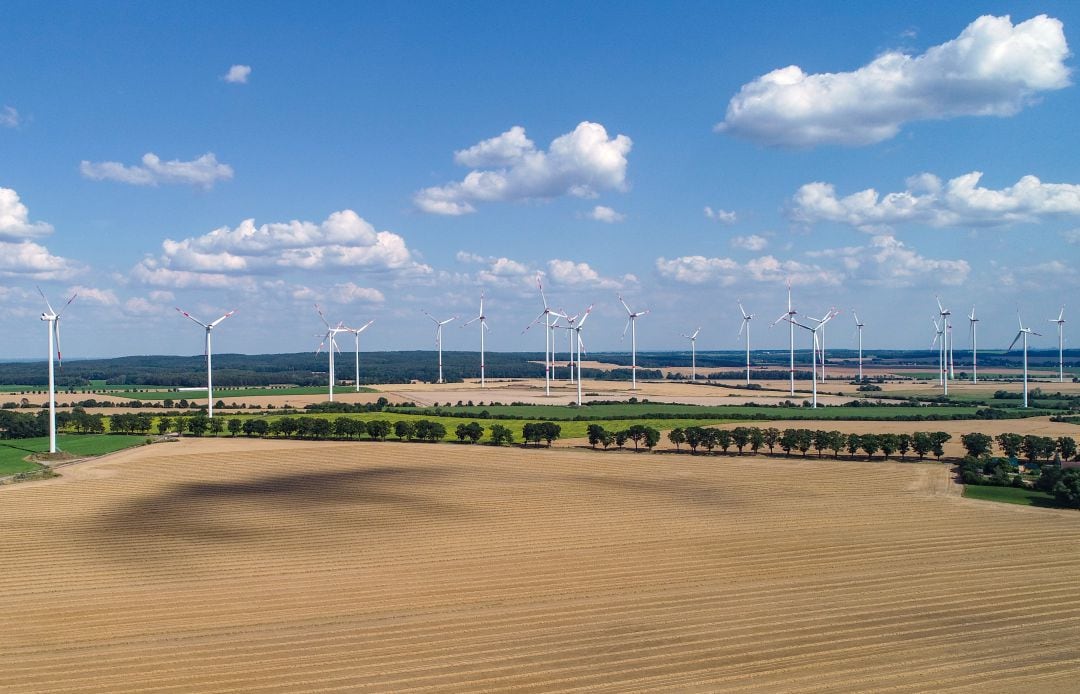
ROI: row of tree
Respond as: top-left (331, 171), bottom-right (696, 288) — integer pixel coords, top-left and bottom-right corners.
top-left (586, 424), bottom-right (662, 451)
top-left (959, 432), bottom-right (1077, 463)
top-left (662, 426), bottom-right (953, 460)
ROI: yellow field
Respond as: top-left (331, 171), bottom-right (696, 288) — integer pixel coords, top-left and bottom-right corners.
top-left (3, 440), bottom-right (1080, 692)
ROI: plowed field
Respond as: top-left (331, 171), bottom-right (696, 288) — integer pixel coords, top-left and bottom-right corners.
top-left (3, 439), bottom-right (1080, 692)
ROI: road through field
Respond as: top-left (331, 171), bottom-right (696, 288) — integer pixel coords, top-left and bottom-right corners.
top-left (2, 439), bottom-right (1080, 692)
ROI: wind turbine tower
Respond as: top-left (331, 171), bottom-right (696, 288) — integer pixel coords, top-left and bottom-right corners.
top-left (852, 310), bottom-right (865, 381)
top-left (771, 281), bottom-right (798, 396)
top-left (969, 307), bottom-right (979, 384)
top-left (785, 309), bottom-right (838, 408)
top-left (38, 288), bottom-right (76, 454)
top-left (573, 305), bottom-right (594, 406)
top-left (176, 307), bottom-right (235, 418)
top-left (1008, 312), bottom-right (1042, 408)
top-left (462, 292), bottom-right (489, 387)
top-left (807, 311), bottom-right (831, 382)
top-left (345, 320), bottom-right (375, 392)
top-left (618, 295), bottom-right (650, 391)
top-left (931, 317), bottom-right (948, 397)
top-left (739, 301), bottom-right (754, 385)
top-left (424, 311), bottom-right (457, 384)
top-left (936, 297), bottom-right (952, 382)
top-left (681, 327), bottom-right (701, 382)
top-left (524, 275), bottom-right (562, 396)
top-left (1050, 307), bottom-right (1066, 383)
top-left (316, 305), bottom-right (347, 401)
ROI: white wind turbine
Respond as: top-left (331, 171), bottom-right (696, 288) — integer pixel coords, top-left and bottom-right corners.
top-left (806, 311), bottom-right (831, 382)
top-left (936, 297), bottom-right (952, 382)
top-left (785, 309), bottom-right (838, 408)
top-left (1008, 312), bottom-right (1042, 408)
top-left (572, 305), bottom-right (594, 406)
top-left (316, 304), bottom-right (347, 401)
top-left (931, 317), bottom-right (948, 396)
top-left (344, 319), bottom-right (375, 392)
top-left (424, 310), bottom-right (457, 384)
top-left (618, 294), bottom-right (650, 391)
top-left (38, 288), bottom-right (76, 454)
top-left (562, 310), bottom-right (582, 384)
top-left (681, 326), bottom-right (702, 382)
top-left (968, 306), bottom-right (979, 384)
top-left (739, 301), bottom-right (754, 385)
top-left (771, 280), bottom-right (798, 396)
top-left (852, 310), bottom-right (865, 382)
top-left (175, 307), bottom-right (235, 419)
top-left (1050, 307), bottom-right (1066, 383)
top-left (461, 292), bottom-right (489, 387)
top-left (523, 275), bottom-right (562, 396)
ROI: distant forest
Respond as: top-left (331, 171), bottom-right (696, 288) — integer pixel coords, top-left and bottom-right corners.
top-left (0, 349), bottom-right (1074, 388)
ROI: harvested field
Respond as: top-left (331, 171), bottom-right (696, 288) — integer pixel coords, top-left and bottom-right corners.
top-left (3, 440), bottom-right (1080, 692)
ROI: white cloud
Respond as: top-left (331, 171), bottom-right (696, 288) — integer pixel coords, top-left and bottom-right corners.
top-left (792, 171), bottom-right (1080, 230)
top-left (133, 210), bottom-right (429, 289)
top-left (80, 152), bottom-right (234, 189)
top-left (731, 234), bottom-right (768, 251)
top-left (807, 235), bottom-right (970, 287)
top-left (455, 251), bottom-right (486, 264)
top-left (0, 241), bottom-right (78, 279)
top-left (68, 286), bottom-right (118, 306)
top-left (148, 290), bottom-right (175, 302)
top-left (547, 259), bottom-right (635, 289)
top-left (123, 297), bottom-right (158, 316)
top-left (0, 188), bottom-right (54, 239)
top-left (704, 206), bottom-right (737, 224)
top-left (656, 254), bottom-right (842, 287)
top-left (334, 282), bottom-right (385, 304)
top-left (584, 205), bottom-right (626, 223)
top-left (415, 122), bottom-right (632, 215)
top-left (223, 65), bottom-right (252, 84)
top-left (0, 106), bottom-right (19, 128)
top-left (719, 14), bottom-right (1070, 147)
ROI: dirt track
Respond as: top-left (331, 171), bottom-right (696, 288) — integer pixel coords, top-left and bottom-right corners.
top-left (3, 439), bottom-right (1080, 692)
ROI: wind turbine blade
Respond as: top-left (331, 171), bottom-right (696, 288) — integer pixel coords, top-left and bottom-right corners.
top-left (852, 311), bottom-right (860, 326)
top-left (637, 308), bottom-right (650, 317)
top-left (1030, 330), bottom-right (1043, 337)
top-left (209, 310), bottom-right (236, 327)
top-left (1006, 331), bottom-right (1022, 352)
top-left (175, 307), bottom-right (210, 328)
top-left (618, 295), bottom-right (633, 315)
top-left (54, 321), bottom-right (63, 367)
top-left (314, 304), bottom-right (331, 328)
top-left (1017, 312), bottom-right (1025, 331)
top-left (462, 315), bottom-right (480, 327)
top-left (522, 309), bottom-right (547, 333)
top-left (771, 313), bottom-right (788, 327)
top-left (738, 320), bottom-right (746, 337)
top-left (355, 319), bottom-right (375, 333)
top-left (692, 327), bottom-right (701, 339)
top-left (37, 286), bottom-right (56, 315)
top-left (739, 302), bottom-right (748, 319)
top-left (577, 304), bottom-right (594, 328)
top-left (621, 318), bottom-right (631, 340)
top-left (969, 306), bottom-right (976, 321)
top-left (936, 296), bottom-right (945, 313)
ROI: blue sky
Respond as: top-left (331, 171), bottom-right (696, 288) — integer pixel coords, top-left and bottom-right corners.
top-left (1, 1), bottom-right (1077, 358)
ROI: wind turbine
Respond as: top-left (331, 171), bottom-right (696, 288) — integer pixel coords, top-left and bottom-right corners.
top-left (618, 294), bottom-right (650, 391)
top-left (562, 310), bottom-right (581, 384)
top-left (969, 306), bottom-right (979, 384)
top-left (573, 305), bottom-right (594, 406)
top-left (852, 310), bottom-right (865, 382)
top-left (785, 309), bottom-right (838, 408)
top-left (681, 326), bottom-right (701, 382)
top-left (344, 319), bottom-right (375, 392)
top-left (461, 291), bottom-right (489, 387)
top-left (936, 297), bottom-right (952, 382)
top-left (1008, 312), bottom-right (1042, 408)
top-left (931, 317), bottom-right (948, 396)
top-left (424, 310), bottom-right (457, 384)
top-left (739, 301), bottom-right (754, 385)
top-left (175, 307), bottom-right (235, 419)
top-left (316, 304), bottom-right (347, 401)
top-left (523, 275), bottom-right (561, 396)
top-left (771, 280), bottom-right (798, 396)
top-left (1050, 307), bottom-right (1066, 383)
top-left (806, 311), bottom-right (831, 382)
top-left (38, 288), bottom-right (76, 454)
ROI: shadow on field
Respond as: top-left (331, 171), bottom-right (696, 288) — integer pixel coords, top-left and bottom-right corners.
top-left (562, 474), bottom-right (741, 510)
top-left (84, 466), bottom-right (464, 560)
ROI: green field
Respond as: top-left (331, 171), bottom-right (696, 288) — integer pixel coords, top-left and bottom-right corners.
top-left (394, 403), bottom-right (987, 421)
top-left (0, 434), bottom-right (146, 476)
top-left (962, 485), bottom-right (1062, 508)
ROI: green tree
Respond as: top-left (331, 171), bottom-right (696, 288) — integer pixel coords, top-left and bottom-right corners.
top-left (715, 429), bottom-right (733, 454)
top-left (394, 420), bottom-right (415, 441)
top-left (227, 418), bottom-right (242, 437)
top-left (668, 427), bottom-right (686, 452)
top-left (731, 427), bottom-right (751, 454)
top-left (366, 419), bottom-right (391, 441)
top-left (749, 427), bottom-right (764, 456)
top-left (961, 432), bottom-right (994, 458)
top-left (1053, 469), bottom-right (1080, 508)
top-left (455, 421), bottom-right (484, 443)
top-left (996, 432), bottom-right (1023, 459)
top-left (897, 433), bottom-right (912, 461)
top-left (929, 432), bottom-right (951, 460)
top-left (684, 426), bottom-right (706, 453)
top-left (846, 433), bottom-right (861, 459)
top-left (489, 424), bottom-right (513, 446)
top-left (333, 417), bottom-right (354, 439)
top-left (642, 426), bottom-right (660, 450)
top-left (878, 434), bottom-right (898, 460)
top-left (795, 429), bottom-right (813, 457)
top-left (540, 422), bottom-right (561, 447)
top-left (187, 414), bottom-right (210, 437)
top-left (1057, 436), bottom-right (1078, 462)
top-left (763, 428), bottom-right (780, 455)
top-left (588, 424), bottom-right (609, 449)
top-left (779, 429), bottom-right (798, 457)
top-left (912, 432), bottom-right (932, 460)
top-left (209, 416), bottom-right (225, 436)
top-left (812, 430), bottom-right (829, 458)
top-left (860, 434), bottom-right (880, 460)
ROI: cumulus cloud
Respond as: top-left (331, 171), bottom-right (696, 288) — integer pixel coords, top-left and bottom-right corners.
top-left (719, 14), bottom-right (1070, 147)
top-left (792, 171), bottom-right (1080, 230)
top-left (584, 205), bottom-right (626, 223)
top-left (807, 235), bottom-right (970, 287)
top-left (415, 122), bottom-right (632, 215)
top-left (123, 297), bottom-right (159, 316)
top-left (547, 259), bottom-right (636, 289)
top-left (223, 65), bottom-right (252, 84)
top-left (80, 152), bottom-right (234, 189)
top-left (731, 234), bottom-right (768, 251)
top-left (704, 206), bottom-right (737, 224)
top-left (334, 282), bottom-right (385, 304)
top-left (0, 188), bottom-right (54, 239)
top-left (0, 241), bottom-right (78, 279)
top-left (68, 286), bottom-right (118, 306)
top-left (132, 210), bottom-right (429, 289)
top-left (0, 106), bottom-right (19, 128)
top-left (657, 254), bottom-right (842, 287)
